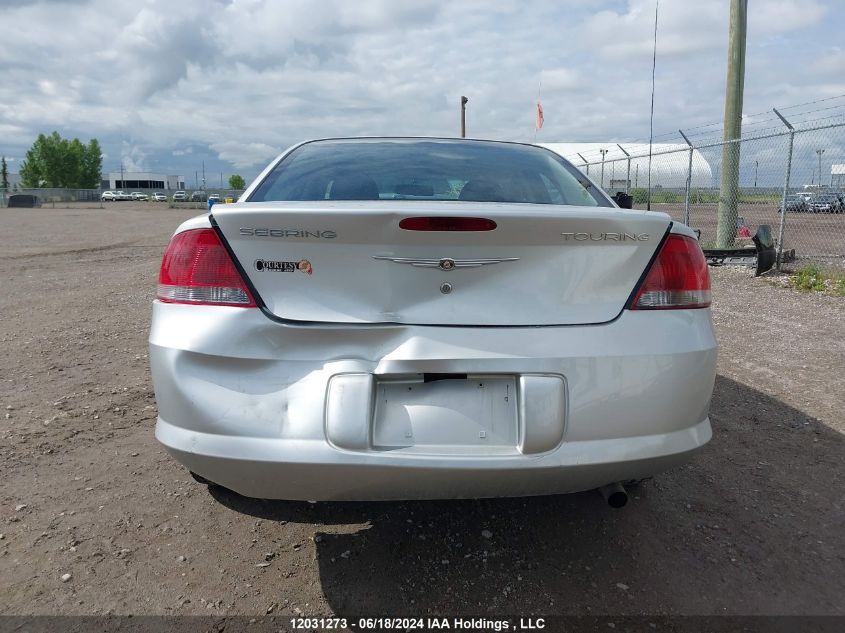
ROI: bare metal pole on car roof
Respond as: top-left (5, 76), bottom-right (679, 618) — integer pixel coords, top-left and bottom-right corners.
top-left (460, 96), bottom-right (468, 138)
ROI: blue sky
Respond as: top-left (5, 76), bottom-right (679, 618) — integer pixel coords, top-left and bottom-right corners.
top-left (0, 0), bottom-right (843, 186)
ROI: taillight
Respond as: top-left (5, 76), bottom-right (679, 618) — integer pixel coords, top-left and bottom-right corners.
top-left (399, 217), bottom-right (497, 231)
top-left (629, 234), bottom-right (711, 310)
top-left (157, 228), bottom-right (256, 307)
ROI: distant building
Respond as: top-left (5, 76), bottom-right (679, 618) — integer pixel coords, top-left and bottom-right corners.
top-left (831, 164), bottom-right (845, 188)
top-left (102, 172), bottom-right (185, 190)
top-left (539, 142), bottom-right (713, 190)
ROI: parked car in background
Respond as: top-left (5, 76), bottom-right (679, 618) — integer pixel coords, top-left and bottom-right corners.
top-left (779, 194), bottom-right (808, 213)
top-left (101, 190), bottom-right (117, 201)
top-left (131, 192), bottom-right (149, 201)
top-left (810, 193), bottom-right (842, 213)
top-left (151, 192), bottom-right (168, 202)
top-left (115, 191), bottom-right (132, 201)
top-left (190, 190), bottom-right (208, 202)
top-left (151, 137), bottom-right (716, 504)
top-left (208, 193), bottom-right (221, 203)
top-left (172, 191), bottom-right (188, 202)
top-left (7, 194), bottom-right (41, 208)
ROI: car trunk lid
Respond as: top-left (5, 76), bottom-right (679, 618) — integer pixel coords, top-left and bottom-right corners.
top-left (212, 201), bottom-right (671, 326)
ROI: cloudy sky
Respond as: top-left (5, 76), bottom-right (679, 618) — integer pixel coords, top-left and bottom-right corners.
top-left (1, 0), bottom-right (844, 185)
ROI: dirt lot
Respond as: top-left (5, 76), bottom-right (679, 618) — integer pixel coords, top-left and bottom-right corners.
top-left (0, 205), bottom-right (843, 617)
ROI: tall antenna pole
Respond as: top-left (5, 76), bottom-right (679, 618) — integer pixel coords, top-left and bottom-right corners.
top-left (716, 0), bottom-right (748, 247)
top-left (460, 96), bottom-right (468, 138)
top-left (646, 0), bottom-right (659, 211)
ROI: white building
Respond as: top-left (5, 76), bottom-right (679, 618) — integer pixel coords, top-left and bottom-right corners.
top-left (831, 164), bottom-right (845, 188)
top-left (103, 171), bottom-right (185, 190)
top-left (539, 142), bottom-right (713, 191)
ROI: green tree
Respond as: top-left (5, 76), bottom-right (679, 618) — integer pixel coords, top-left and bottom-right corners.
top-left (19, 134), bottom-right (47, 187)
top-left (81, 139), bottom-right (103, 188)
top-left (1, 156), bottom-right (8, 192)
top-left (228, 174), bottom-right (246, 190)
top-left (18, 131), bottom-right (103, 188)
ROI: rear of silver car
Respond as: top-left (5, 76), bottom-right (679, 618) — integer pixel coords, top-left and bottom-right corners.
top-left (150, 139), bottom-right (716, 501)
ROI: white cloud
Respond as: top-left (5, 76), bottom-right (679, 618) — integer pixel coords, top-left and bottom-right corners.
top-left (581, 0), bottom-right (827, 62)
top-left (0, 0), bottom-right (842, 178)
top-left (210, 141), bottom-right (281, 169)
top-left (120, 143), bottom-right (148, 172)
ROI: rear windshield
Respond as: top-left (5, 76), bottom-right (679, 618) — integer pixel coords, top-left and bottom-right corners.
top-left (249, 139), bottom-right (611, 207)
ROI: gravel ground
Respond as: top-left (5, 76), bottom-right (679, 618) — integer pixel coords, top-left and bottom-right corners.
top-left (0, 206), bottom-right (843, 616)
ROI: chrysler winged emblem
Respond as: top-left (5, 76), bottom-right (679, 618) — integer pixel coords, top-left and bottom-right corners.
top-left (373, 255), bottom-right (519, 270)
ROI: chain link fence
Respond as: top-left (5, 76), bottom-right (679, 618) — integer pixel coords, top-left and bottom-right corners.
top-left (3, 117), bottom-right (844, 269)
top-left (562, 119), bottom-right (845, 269)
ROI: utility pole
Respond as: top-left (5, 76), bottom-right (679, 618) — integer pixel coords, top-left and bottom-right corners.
top-left (816, 149), bottom-right (825, 189)
top-left (599, 149), bottom-right (608, 189)
top-left (202, 161), bottom-right (206, 190)
top-left (716, 0), bottom-right (747, 248)
top-left (754, 160), bottom-right (758, 188)
top-left (460, 96), bottom-right (468, 138)
top-left (120, 163), bottom-right (124, 190)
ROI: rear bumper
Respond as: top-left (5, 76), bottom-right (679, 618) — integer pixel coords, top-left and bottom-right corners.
top-left (156, 417), bottom-right (710, 500)
top-left (150, 303), bottom-right (717, 500)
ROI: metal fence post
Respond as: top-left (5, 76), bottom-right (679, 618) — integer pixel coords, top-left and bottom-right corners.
top-left (617, 144), bottom-right (631, 193)
top-left (679, 129), bottom-right (694, 227)
top-left (773, 108), bottom-right (795, 270)
top-left (599, 148), bottom-right (608, 188)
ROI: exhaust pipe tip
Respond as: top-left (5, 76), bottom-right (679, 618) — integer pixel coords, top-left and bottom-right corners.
top-left (598, 482), bottom-right (628, 508)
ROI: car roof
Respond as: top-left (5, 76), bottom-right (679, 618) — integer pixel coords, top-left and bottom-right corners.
top-left (297, 136), bottom-right (547, 151)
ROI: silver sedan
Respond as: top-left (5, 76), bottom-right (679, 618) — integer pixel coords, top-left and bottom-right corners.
top-left (150, 138), bottom-right (716, 504)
